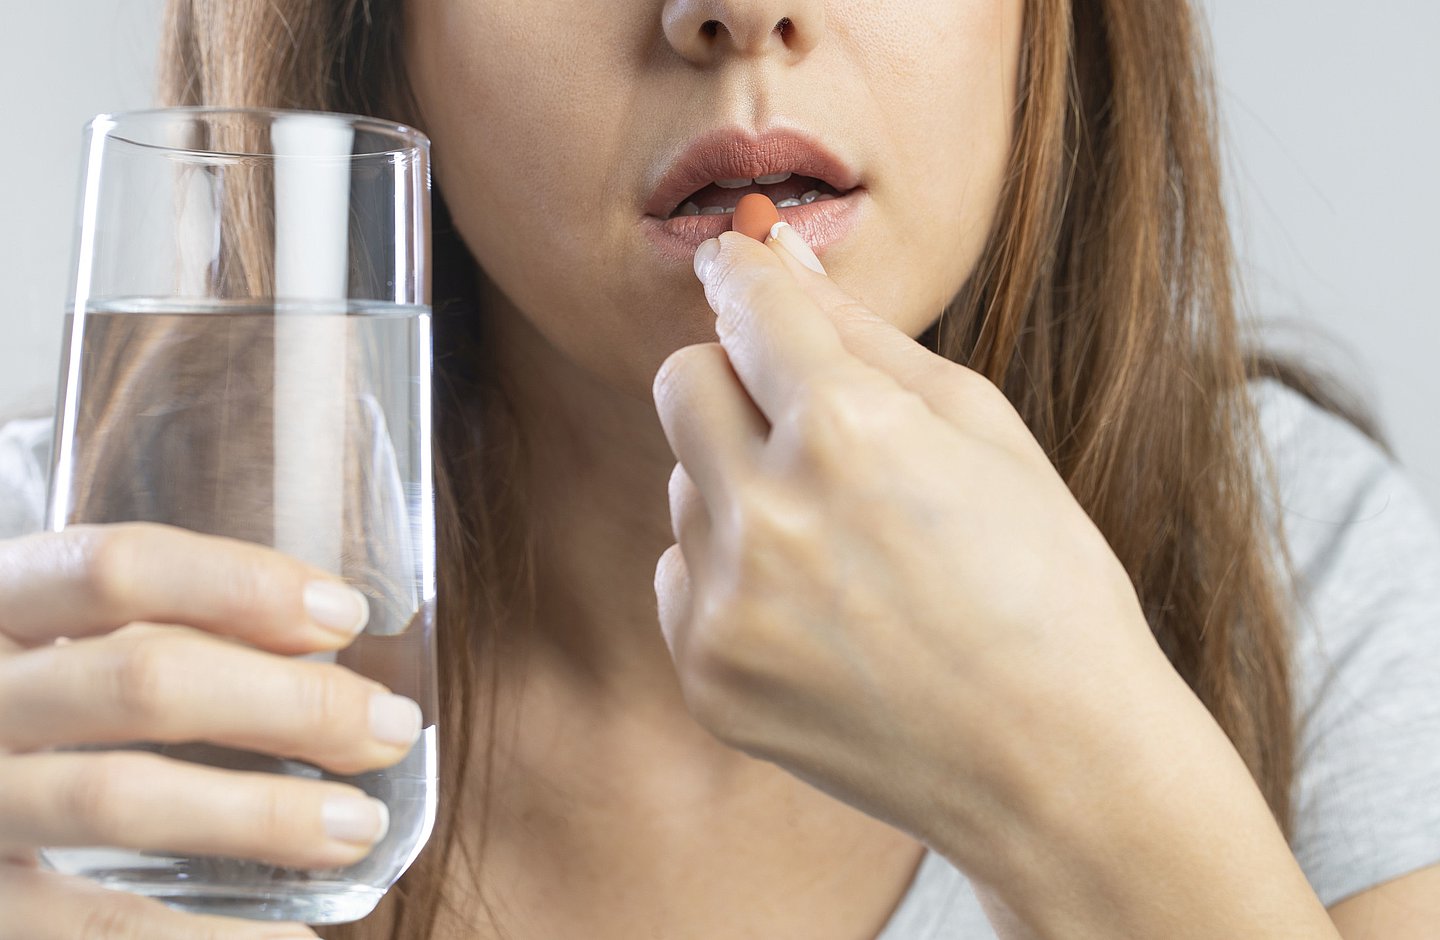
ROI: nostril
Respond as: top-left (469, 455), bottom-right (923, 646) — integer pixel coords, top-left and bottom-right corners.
top-left (698, 18), bottom-right (789, 42)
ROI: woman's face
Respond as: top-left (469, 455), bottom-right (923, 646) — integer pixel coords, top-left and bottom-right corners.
top-left (404, 0), bottom-right (1023, 398)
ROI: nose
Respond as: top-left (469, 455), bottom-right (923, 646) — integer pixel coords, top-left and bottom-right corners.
top-left (662, 0), bottom-right (825, 62)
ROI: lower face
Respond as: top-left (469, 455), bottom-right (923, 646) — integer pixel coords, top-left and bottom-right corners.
top-left (404, 0), bottom-right (1024, 400)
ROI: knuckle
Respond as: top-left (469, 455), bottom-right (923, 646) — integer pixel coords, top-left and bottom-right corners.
top-left (211, 553), bottom-right (272, 623)
top-left (667, 460), bottom-right (689, 497)
top-left (654, 343), bottom-right (718, 401)
top-left (110, 638), bottom-right (182, 723)
top-left (67, 753), bottom-right (151, 844)
top-left (655, 541), bottom-right (685, 589)
top-left (949, 364), bottom-right (1011, 420)
top-left (683, 616), bottom-right (789, 758)
top-left (78, 524), bottom-right (149, 611)
top-left (678, 647), bottom-right (751, 748)
top-left (653, 346), bottom-right (694, 395)
top-left (733, 483), bottom-right (812, 562)
top-left (794, 379), bottom-right (923, 469)
top-left (672, 625), bottom-right (730, 715)
top-left (294, 666), bottom-right (363, 743)
top-left (668, 463), bottom-right (700, 518)
top-left (684, 597), bottom-right (760, 688)
top-left (685, 626), bottom-right (737, 689)
top-left (829, 298), bottom-right (878, 325)
top-left (679, 675), bottom-right (729, 737)
top-left (788, 379), bottom-right (866, 459)
top-left (250, 783), bottom-right (299, 852)
top-left (952, 361), bottom-right (1000, 399)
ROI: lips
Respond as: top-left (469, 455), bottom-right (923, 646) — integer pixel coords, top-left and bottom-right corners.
top-left (643, 127), bottom-right (862, 220)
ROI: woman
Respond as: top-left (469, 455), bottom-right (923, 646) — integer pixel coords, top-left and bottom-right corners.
top-left (1, 0), bottom-right (1437, 937)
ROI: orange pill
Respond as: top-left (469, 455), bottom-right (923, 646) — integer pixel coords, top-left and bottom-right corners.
top-left (732, 193), bottom-right (781, 242)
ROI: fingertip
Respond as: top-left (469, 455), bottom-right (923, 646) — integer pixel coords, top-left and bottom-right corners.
top-left (764, 221), bottom-right (827, 276)
top-left (695, 231), bottom-right (767, 283)
top-left (303, 580), bottom-right (370, 644)
top-left (693, 237), bottom-right (722, 281)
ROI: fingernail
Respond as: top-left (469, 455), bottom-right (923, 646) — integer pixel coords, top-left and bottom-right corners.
top-left (303, 581), bottom-right (369, 638)
top-left (322, 794), bottom-right (390, 845)
top-left (766, 221), bottom-right (827, 275)
top-left (693, 237), bottom-right (721, 281)
top-left (370, 692), bottom-right (423, 747)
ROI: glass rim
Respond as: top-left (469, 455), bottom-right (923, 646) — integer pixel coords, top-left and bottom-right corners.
top-left (87, 106), bottom-right (430, 159)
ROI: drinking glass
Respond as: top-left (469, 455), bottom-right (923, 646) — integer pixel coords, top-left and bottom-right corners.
top-left (36, 107), bottom-right (437, 926)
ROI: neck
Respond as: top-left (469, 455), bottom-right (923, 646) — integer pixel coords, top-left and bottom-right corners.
top-left (482, 280), bottom-right (708, 734)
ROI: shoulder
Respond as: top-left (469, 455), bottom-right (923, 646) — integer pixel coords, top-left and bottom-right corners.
top-left (0, 414), bottom-right (52, 539)
top-left (1249, 376), bottom-right (1440, 619)
top-left (1248, 378), bottom-right (1440, 908)
top-left (1249, 375), bottom-right (1440, 643)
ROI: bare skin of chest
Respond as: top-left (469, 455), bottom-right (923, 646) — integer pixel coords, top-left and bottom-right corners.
top-left (432, 764), bottom-right (929, 939)
top-left (418, 635), bottom-right (933, 940)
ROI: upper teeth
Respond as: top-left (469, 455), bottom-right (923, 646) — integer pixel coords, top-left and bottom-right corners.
top-left (714, 172), bottom-right (793, 188)
top-left (671, 189), bottom-right (832, 217)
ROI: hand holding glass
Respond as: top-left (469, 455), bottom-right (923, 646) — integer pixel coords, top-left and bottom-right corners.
top-left (37, 107), bottom-right (438, 925)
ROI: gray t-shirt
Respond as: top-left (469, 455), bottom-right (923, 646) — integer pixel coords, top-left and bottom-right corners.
top-left (3, 376), bottom-right (1438, 936)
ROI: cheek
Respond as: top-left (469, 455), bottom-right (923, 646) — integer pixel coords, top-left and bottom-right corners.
top-left (864, 0), bottom-right (1023, 336)
top-left (405, 2), bottom-right (699, 392)
top-left (406, 2), bottom-right (614, 279)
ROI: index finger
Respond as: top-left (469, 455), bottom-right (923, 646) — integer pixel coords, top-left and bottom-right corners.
top-left (0, 523), bottom-right (369, 653)
top-left (694, 231), bottom-right (864, 423)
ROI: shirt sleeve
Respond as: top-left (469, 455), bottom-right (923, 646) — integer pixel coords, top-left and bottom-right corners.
top-left (1253, 378), bottom-right (1440, 908)
top-left (0, 416), bottom-right (53, 538)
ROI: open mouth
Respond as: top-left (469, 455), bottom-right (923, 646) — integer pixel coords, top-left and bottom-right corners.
top-left (667, 172), bottom-right (844, 219)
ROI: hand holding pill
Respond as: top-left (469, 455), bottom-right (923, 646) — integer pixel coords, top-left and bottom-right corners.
top-left (652, 212), bottom-right (1169, 866)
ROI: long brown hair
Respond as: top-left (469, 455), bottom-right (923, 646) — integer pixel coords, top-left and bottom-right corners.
top-left (157, 1), bottom-right (1386, 937)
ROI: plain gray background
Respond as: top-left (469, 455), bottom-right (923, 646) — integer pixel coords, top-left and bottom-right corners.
top-left (1, 2), bottom-right (1436, 512)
